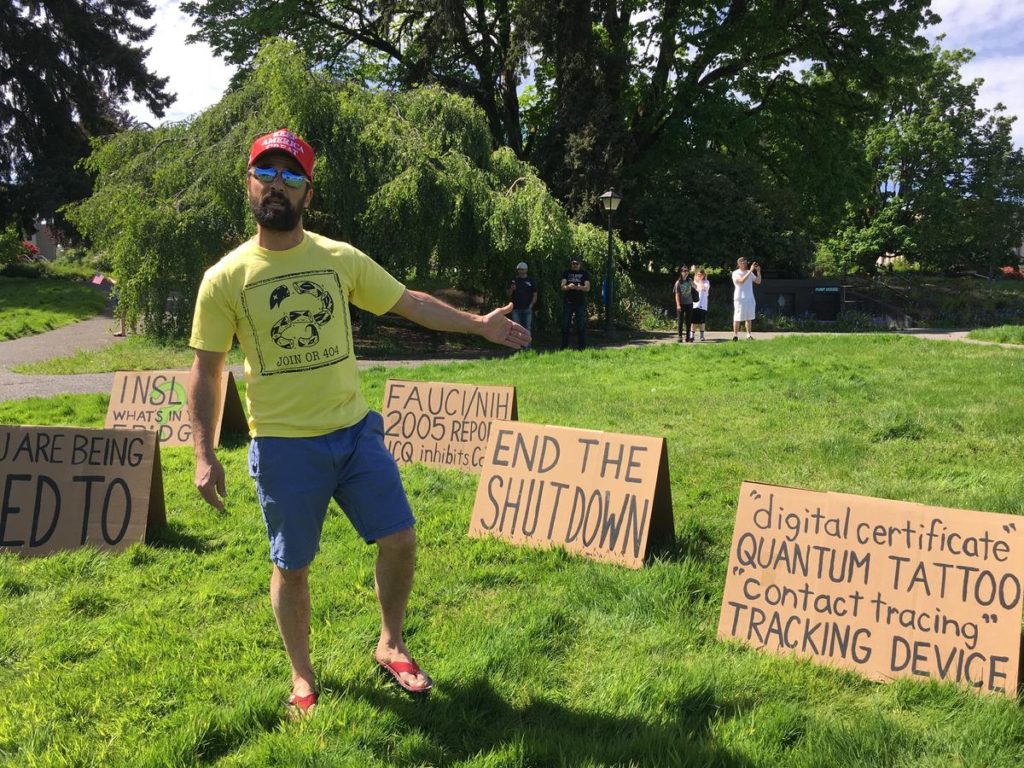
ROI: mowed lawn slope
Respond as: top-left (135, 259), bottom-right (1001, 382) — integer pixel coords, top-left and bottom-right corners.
top-left (1, 336), bottom-right (1023, 767)
top-left (0, 276), bottom-right (107, 340)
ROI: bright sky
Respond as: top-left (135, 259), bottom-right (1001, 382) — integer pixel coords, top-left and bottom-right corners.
top-left (130, 0), bottom-right (1024, 147)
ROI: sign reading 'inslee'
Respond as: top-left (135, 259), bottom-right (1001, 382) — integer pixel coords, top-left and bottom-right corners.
top-left (382, 380), bottom-right (517, 472)
top-left (470, 422), bottom-right (674, 567)
top-left (104, 369), bottom-right (247, 447)
top-left (0, 425), bottom-right (166, 556)
top-left (718, 482), bottom-right (1024, 695)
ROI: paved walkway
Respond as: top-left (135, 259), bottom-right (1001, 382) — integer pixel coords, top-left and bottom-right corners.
top-left (0, 307), bottom-right (1015, 404)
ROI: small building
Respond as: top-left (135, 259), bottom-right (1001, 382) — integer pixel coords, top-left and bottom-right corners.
top-left (29, 218), bottom-right (59, 260)
top-left (752, 279), bottom-right (843, 321)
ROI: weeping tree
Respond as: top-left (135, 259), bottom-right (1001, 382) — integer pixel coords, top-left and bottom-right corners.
top-left (67, 40), bottom-right (638, 339)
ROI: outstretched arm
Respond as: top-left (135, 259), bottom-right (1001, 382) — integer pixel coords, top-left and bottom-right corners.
top-left (189, 349), bottom-right (228, 511)
top-left (390, 289), bottom-right (531, 349)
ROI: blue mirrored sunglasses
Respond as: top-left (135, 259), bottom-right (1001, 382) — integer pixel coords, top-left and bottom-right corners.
top-left (250, 166), bottom-right (308, 189)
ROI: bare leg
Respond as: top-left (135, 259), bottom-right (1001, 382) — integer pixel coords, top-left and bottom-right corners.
top-left (270, 565), bottom-right (316, 696)
top-left (732, 320), bottom-right (739, 338)
top-left (374, 526), bottom-right (429, 689)
top-left (745, 320), bottom-right (753, 336)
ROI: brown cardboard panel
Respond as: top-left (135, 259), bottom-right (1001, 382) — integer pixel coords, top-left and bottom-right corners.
top-left (469, 421), bottom-right (674, 568)
top-left (105, 369), bottom-right (247, 447)
top-left (382, 380), bottom-right (517, 472)
top-left (0, 425), bottom-right (166, 556)
top-left (718, 481), bottom-right (1024, 695)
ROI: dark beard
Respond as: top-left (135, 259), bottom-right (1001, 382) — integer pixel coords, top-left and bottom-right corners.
top-left (250, 191), bottom-right (304, 231)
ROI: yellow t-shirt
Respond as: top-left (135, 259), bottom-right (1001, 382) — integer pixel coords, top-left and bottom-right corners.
top-left (190, 232), bottom-right (405, 437)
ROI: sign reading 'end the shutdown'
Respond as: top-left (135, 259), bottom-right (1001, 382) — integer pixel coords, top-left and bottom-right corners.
top-left (0, 425), bottom-right (166, 556)
top-left (718, 482), bottom-right (1024, 695)
top-left (470, 422), bottom-right (674, 568)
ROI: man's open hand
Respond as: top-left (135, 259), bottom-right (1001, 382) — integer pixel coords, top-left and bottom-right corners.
top-left (481, 302), bottom-right (531, 348)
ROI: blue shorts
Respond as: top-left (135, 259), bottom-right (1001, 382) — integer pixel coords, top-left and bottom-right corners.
top-left (248, 412), bottom-right (415, 570)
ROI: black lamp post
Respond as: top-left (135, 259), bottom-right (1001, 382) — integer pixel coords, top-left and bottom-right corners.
top-left (599, 188), bottom-right (623, 333)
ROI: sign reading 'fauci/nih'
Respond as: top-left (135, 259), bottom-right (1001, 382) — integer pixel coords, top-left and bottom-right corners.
top-left (383, 380), bottom-right (517, 472)
top-left (470, 422), bottom-right (674, 568)
top-left (718, 482), bottom-right (1024, 695)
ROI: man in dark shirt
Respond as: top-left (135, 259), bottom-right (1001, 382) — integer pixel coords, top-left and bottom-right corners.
top-left (506, 261), bottom-right (537, 350)
top-left (560, 257), bottom-right (590, 350)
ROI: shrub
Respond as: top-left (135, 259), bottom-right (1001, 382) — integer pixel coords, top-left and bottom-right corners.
top-left (0, 226), bottom-right (22, 268)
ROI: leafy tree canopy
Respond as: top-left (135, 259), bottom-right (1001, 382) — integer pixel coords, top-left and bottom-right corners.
top-left (0, 0), bottom-right (173, 230)
top-left (183, 0), bottom-right (937, 220)
top-left (67, 40), bottom-right (634, 339)
top-left (816, 43), bottom-right (1024, 275)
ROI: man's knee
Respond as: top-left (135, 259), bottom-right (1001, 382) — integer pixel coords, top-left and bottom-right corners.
top-left (274, 564), bottom-right (310, 585)
top-left (377, 526), bottom-right (416, 557)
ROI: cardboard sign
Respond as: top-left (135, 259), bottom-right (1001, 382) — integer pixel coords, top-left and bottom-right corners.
top-left (382, 380), bottom-right (517, 472)
top-left (104, 369), bottom-right (247, 447)
top-left (0, 425), bottom-right (166, 556)
top-left (718, 482), bottom-right (1024, 695)
top-left (469, 422), bottom-right (674, 568)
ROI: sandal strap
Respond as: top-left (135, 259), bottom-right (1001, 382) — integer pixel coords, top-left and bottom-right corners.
top-left (382, 659), bottom-right (422, 676)
top-left (288, 692), bottom-right (318, 710)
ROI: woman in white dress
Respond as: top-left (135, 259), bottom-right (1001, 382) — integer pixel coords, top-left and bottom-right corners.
top-left (731, 257), bottom-right (761, 340)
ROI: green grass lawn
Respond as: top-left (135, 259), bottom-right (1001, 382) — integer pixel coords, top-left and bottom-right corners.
top-left (1, 336), bottom-right (1023, 766)
top-left (0, 276), bottom-right (107, 340)
top-left (967, 325), bottom-right (1024, 345)
top-left (12, 335), bottom-right (247, 375)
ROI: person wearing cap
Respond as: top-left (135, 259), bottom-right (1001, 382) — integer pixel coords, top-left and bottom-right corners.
top-left (506, 262), bottom-right (537, 350)
top-left (560, 257), bottom-right (590, 350)
top-left (187, 129), bottom-right (531, 716)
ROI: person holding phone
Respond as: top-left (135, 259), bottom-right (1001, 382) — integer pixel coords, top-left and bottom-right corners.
top-left (560, 257), bottom-right (590, 350)
top-left (731, 257), bottom-right (761, 340)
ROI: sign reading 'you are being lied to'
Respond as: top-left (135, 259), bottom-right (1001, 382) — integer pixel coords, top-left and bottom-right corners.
top-left (718, 482), bottom-right (1024, 695)
top-left (0, 425), bottom-right (165, 556)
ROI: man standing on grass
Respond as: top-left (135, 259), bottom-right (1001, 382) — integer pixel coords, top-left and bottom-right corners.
top-left (560, 256), bottom-right (590, 350)
top-left (506, 261), bottom-right (537, 349)
top-left (188, 129), bottom-right (530, 716)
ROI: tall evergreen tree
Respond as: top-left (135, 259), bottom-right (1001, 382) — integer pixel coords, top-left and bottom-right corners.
top-left (0, 0), bottom-right (174, 230)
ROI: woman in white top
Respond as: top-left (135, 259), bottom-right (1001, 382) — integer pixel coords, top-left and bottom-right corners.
top-left (731, 257), bottom-right (762, 340)
top-left (692, 268), bottom-right (710, 341)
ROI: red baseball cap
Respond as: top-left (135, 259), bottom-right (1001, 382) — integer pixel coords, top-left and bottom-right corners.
top-left (248, 129), bottom-right (315, 180)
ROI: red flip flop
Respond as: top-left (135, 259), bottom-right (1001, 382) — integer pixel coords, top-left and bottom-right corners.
top-left (377, 657), bottom-right (433, 696)
top-left (286, 691), bottom-right (318, 719)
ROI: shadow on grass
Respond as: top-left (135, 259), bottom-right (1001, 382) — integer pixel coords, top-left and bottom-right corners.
top-left (341, 675), bottom-right (754, 767)
top-left (655, 523), bottom-right (720, 565)
top-left (191, 700), bottom-right (284, 765)
top-left (147, 521), bottom-right (214, 554)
